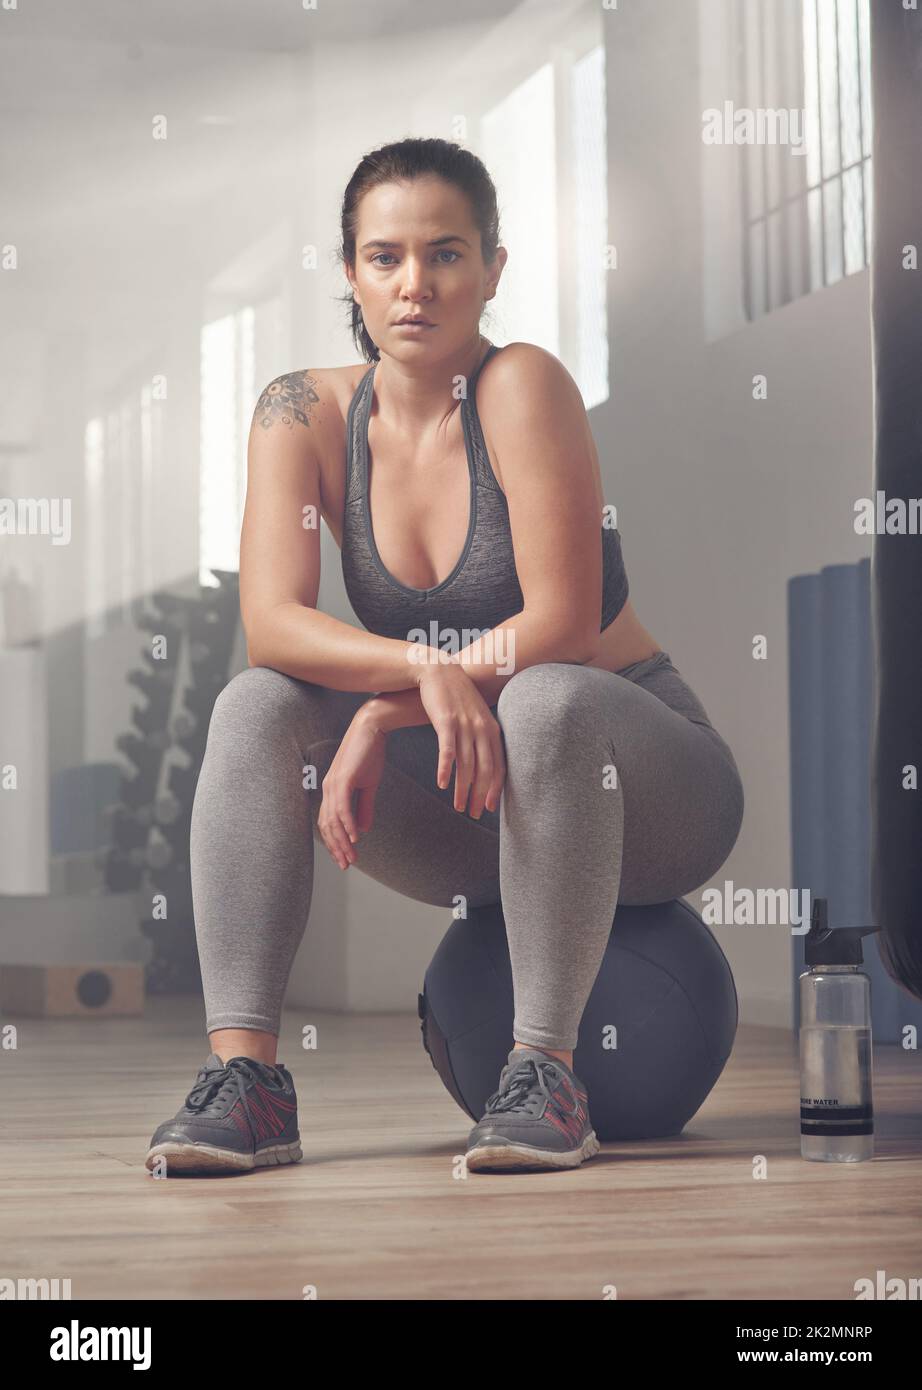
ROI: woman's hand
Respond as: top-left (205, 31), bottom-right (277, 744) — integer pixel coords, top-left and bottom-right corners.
top-left (317, 713), bottom-right (387, 870)
top-left (414, 659), bottom-right (506, 817)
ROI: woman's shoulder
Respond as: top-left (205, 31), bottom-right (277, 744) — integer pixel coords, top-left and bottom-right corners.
top-left (478, 341), bottom-right (583, 409)
top-left (476, 341), bottom-right (589, 451)
top-left (252, 362), bottom-right (371, 437)
top-left (473, 343), bottom-right (589, 498)
top-left (249, 364), bottom-right (373, 529)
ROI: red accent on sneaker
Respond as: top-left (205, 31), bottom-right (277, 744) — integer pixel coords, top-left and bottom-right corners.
top-left (249, 1082), bottom-right (295, 1139)
top-left (228, 1081), bottom-right (296, 1142)
top-left (545, 1083), bottom-right (586, 1145)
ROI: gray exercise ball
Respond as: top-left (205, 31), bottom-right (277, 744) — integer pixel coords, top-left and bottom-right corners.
top-left (418, 898), bottom-right (738, 1141)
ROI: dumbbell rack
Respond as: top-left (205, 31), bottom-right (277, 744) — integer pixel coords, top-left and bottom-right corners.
top-left (98, 569), bottom-right (241, 994)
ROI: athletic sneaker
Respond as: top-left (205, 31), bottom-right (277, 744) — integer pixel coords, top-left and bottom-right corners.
top-left (465, 1046), bottom-right (601, 1172)
top-left (144, 1053), bottom-right (302, 1175)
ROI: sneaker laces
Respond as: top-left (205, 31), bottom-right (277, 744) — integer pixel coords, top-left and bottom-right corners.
top-left (183, 1057), bottom-right (278, 1130)
top-left (483, 1057), bottom-right (579, 1119)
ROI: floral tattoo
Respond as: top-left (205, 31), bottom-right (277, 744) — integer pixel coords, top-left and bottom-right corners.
top-left (255, 371), bottom-right (321, 430)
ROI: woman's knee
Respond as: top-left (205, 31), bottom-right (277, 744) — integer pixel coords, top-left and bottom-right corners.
top-left (496, 662), bottom-right (605, 745)
top-left (206, 667), bottom-right (327, 754)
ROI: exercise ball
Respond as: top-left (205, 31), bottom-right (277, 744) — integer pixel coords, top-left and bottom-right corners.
top-left (417, 899), bottom-right (738, 1141)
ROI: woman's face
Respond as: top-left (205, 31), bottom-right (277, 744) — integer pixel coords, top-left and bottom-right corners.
top-left (348, 175), bottom-right (505, 360)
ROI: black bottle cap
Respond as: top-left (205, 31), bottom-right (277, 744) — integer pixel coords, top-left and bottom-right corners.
top-left (805, 897), bottom-right (881, 966)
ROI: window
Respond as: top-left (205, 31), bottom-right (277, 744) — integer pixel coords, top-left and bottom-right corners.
top-left (84, 378), bottom-right (164, 636)
top-left (199, 307), bottom-right (255, 588)
top-left (480, 37), bottom-right (609, 408)
top-left (84, 419), bottom-right (106, 638)
top-left (737, 0), bottom-right (871, 320)
top-left (199, 293), bottom-right (285, 586)
top-left (481, 65), bottom-right (559, 358)
top-left (571, 44), bottom-right (609, 410)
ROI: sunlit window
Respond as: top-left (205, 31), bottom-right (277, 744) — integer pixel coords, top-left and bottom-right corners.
top-left (480, 42), bottom-right (610, 408)
top-left (572, 44), bottom-right (609, 410)
top-left (199, 307), bottom-right (255, 587)
top-left (84, 418), bottom-right (106, 638)
top-left (738, 0), bottom-right (872, 319)
top-left (481, 64), bottom-right (559, 357)
top-left (84, 382), bottom-right (162, 634)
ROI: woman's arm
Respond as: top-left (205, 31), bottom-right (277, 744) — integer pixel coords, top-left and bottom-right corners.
top-left (358, 607), bottom-right (595, 732)
top-left (240, 370), bottom-right (433, 692)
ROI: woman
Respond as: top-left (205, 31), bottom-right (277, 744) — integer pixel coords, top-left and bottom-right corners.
top-left (145, 137), bottom-right (744, 1177)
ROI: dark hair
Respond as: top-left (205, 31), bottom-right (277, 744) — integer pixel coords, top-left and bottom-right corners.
top-left (336, 136), bottom-right (501, 363)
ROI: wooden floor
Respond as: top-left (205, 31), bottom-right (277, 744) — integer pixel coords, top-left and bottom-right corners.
top-left (2, 995), bottom-right (920, 1301)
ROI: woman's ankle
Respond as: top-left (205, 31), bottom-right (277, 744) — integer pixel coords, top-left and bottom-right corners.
top-left (513, 1041), bottom-right (573, 1069)
top-left (208, 1028), bottom-right (278, 1066)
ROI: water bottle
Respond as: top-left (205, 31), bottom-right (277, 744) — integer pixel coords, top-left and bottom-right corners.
top-left (799, 898), bottom-right (879, 1162)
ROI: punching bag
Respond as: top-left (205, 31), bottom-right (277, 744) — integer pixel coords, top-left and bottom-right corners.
top-left (869, 0), bottom-right (922, 998)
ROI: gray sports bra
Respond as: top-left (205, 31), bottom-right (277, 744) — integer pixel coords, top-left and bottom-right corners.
top-left (341, 343), bottom-right (629, 645)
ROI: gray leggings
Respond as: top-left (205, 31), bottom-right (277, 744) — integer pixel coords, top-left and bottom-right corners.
top-left (190, 650), bottom-right (744, 1051)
